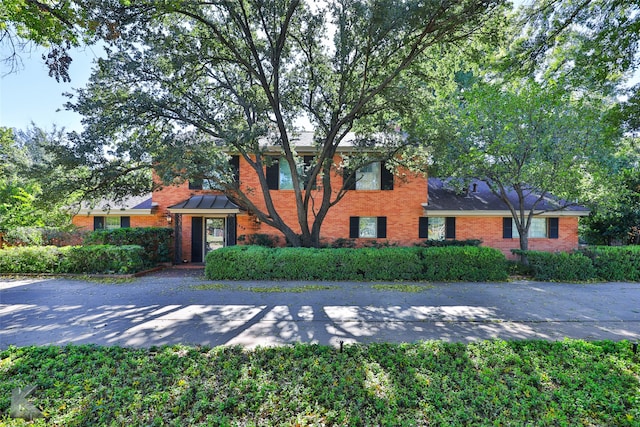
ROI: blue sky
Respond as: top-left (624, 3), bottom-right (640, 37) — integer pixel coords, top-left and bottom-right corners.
top-left (1, 45), bottom-right (103, 133)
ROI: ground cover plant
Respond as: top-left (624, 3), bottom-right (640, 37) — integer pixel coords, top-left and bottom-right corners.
top-left (1, 340), bottom-right (638, 426)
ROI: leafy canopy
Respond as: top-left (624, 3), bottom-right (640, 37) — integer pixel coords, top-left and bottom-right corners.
top-left (59, 0), bottom-right (504, 247)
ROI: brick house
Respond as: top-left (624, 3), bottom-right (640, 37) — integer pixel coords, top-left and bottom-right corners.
top-left (72, 139), bottom-right (589, 262)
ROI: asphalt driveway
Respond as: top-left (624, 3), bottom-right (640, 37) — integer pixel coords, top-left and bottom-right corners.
top-left (1, 268), bottom-right (639, 349)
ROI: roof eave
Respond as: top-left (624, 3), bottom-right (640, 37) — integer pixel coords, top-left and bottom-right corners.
top-left (421, 206), bottom-right (590, 217)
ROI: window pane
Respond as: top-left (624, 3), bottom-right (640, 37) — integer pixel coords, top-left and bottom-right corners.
top-left (529, 218), bottom-right (547, 238)
top-left (105, 217), bottom-right (120, 230)
top-left (512, 218), bottom-right (547, 238)
top-left (356, 162), bottom-right (380, 190)
top-left (428, 217), bottom-right (446, 241)
top-left (278, 156), bottom-right (305, 190)
top-left (359, 217), bottom-right (377, 238)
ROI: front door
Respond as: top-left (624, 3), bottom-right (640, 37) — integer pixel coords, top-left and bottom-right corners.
top-left (204, 218), bottom-right (225, 257)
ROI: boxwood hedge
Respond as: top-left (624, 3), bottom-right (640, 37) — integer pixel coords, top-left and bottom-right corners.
top-left (85, 227), bottom-right (173, 266)
top-left (205, 246), bottom-right (508, 281)
top-left (0, 245), bottom-right (146, 275)
top-left (516, 246), bottom-right (640, 282)
top-left (578, 246), bottom-right (640, 282)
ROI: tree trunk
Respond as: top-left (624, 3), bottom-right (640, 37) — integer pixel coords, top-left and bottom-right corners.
top-left (519, 233), bottom-right (529, 265)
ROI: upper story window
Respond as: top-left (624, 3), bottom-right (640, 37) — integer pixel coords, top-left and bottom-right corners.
top-left (356, 162), bottom-right (380, 190)
top-left (189, 155), bottom-right (240, 190)
top-left (267, 156), bottom-right (315, 190)
top-left (343, 161), bottom-right (394, 191)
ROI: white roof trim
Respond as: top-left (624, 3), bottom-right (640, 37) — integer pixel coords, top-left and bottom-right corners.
top-left (77, 209), bottom-right (154, 216)
top-left (421, 207), bottom-right (590, 217)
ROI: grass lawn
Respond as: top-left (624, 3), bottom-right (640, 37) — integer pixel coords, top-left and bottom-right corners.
top-left (1, 340), bottom-right (639, 426)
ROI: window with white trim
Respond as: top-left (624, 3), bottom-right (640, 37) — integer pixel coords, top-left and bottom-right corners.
top-left (350, 216), bottom-right (387, 238)
top-left (356, 162), bottom-right (381, 190)
top-left (512, 218), bottom-right (547, 238)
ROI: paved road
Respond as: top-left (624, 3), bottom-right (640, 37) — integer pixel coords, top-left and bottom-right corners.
top-left (2, 269), bottom-right (639, 349)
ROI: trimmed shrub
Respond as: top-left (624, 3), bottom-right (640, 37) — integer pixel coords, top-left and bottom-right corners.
top-left (205, 246), bottom-right (508, 281)
top-left (0, 245), bottom-right (146, 274)
top-left (58, 245), bottom-right (146, 274)
top-left (418, 246), bottom-right (507, 281)
top-left (85, 227), bottom-right (173, 266)
top-left (578, 246), bottom-right (640, 282)
top-left (238, 233), bottom-right (282, 247)
top-left (415, 239), bottom-right (482, 248)
top-left (519, 251), bottom-right (596, 281)
top-left (0, 246), bottom-right (63, 273)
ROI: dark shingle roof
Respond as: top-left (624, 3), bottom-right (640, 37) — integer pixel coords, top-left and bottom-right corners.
top-left (169, 195), bottom-right (240, 211)
top-left (424, 178), bottom-right (590, 215)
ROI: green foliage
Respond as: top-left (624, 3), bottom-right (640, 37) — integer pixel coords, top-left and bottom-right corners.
top-left (515, 247), bottom-right (640, 282)
top-left (415, 239), bottom-right (482, 247)
top-left (58, 245), bottom-right (146, 274)
top-left (1, 340), bottom-right (638, 426)
top-left (238, 233), bottom-right (282, 247)
top-left (0, 126), bottom-right (77, 232)
top-left (419, 246), bottom-right (508, 282)
top-left (425, 79), bottom-right (618, 256)
top-left (328, 238), bottom-right (357, 248)
top-left (85, 227), bottom-right (173, 266)
top-left (0, 246), bottom-right (63, 273)
top-left (515, 250), bottom-right (597, 282)
top-left (578, 246), bottom-right (640, 282)
top-left (1, 226), bottom-right (83, 247)
top-left (205, 246), bottom-right (508, 282)
top-left (61, 0), bottom-right (503, 247)
top-left (0, 245), bottom-right (146, 274)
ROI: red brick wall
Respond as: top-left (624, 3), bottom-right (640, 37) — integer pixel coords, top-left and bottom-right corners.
top-left (72, 214), bottom-right (166, 231)
top-left (235, 154), bottom-right (428, 246)
top-left (455, 216), bottom-right (581, 258)
top-left (72, 159), bottom-right (583, 260)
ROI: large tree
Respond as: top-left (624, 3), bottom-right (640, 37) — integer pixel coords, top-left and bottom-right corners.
top-left (427, 79), bottom-right (618, 256)
top-left (0, 125), bottom-right (75, 232)
top-left (58, 0), bottom-right (504, 247)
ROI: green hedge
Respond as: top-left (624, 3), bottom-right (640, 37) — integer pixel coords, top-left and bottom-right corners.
top-left (517, 247), bottom-right (640, 282)
top-left (578, 246), bottom-right (640, 282)
top-left (85, 227), bottom-right (173, 266)
top-left (205, 246), bottom-right (508, 281)
top-left (0, 245), bottom-right (146, 274)
top-left (518, 250), bottom-right (596, 282)
top-left (0, 246), bottom-right (64, 273)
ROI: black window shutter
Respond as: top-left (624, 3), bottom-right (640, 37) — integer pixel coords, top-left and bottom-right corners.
top-left (377, 217), bottom-right (387, 238)
top-left (381, 161), bottom-right (394, 190)
top-left (191, 217), bottom-right (203, 263)
top-left (418, 217), bottom-right (429, 239)
top-left (342, 167), bottom-right (356, 190)
top-left (548, 217), bottom-right (559, 239)
top-left (120, 216), bottom-right (131, 228)
top-left (445, 217), bottom-right (456, 239)
top-left (266, 157), bottom-right (279, 190)
top-left (503, 217), bottom-right (513, 239)
top-left (226, 214), bottom-right (237, 246)
top-left (189, 179), bottom-right (203, 190)
top-left (94, 217), bottom-right (104, 230)
top-left (230, 155), bottom-right (240, 185)
top-left (349, 217), bottom-right (360, 238)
